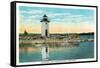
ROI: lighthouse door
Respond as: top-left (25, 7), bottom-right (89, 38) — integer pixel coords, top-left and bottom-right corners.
top-left (45, 29), bottom-right (48, 37)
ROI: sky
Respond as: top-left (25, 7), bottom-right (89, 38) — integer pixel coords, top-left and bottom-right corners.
top-left (19, 5), bottom-right (95, 33)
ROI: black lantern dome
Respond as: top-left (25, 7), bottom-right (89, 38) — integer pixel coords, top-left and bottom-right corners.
top-left (40, 14), bottom-right (50, 22)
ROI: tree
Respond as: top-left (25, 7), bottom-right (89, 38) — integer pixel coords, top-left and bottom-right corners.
top-left (24, 30), bottom-right (28, 36)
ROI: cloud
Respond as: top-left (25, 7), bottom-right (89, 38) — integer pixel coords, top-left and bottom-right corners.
top-left (47, 13), bottom-right (71, 17)
top-left (19, 6), bottom-right (94, 24)
top-left (20, 10), bottom-right (43, 15)
top-left (51, 14), bottom-right (93, 23)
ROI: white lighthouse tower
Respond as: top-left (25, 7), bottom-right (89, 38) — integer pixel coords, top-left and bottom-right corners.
top-left (40, 14), bottom-right (50, 37)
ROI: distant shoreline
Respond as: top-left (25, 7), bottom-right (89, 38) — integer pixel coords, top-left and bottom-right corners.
top-left (19, 32), bottom-right (94, 36)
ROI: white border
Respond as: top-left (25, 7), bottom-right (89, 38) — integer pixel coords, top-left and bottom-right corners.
top-left (16, 3), bottom-right (97, 65)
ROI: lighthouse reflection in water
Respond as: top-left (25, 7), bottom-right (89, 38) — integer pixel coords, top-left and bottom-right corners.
top-left (41, 44), bottom-right (49, 61)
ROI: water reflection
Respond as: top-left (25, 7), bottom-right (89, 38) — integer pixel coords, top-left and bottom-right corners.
top-left (19, 41), bottom-right (81, 62)
top-left (19, 41), bottom-right (80, 52)
top-left (19, 40), bottom-right (94, 63)
top-left (19, 34), bottom-right (94, 63)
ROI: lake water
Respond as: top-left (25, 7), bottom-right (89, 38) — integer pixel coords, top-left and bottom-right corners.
top-left (19, 35), bottom-right (94, 63)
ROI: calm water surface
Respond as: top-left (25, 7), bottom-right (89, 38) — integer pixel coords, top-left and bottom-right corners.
top-left (19, 35), bottom-right (94, 62)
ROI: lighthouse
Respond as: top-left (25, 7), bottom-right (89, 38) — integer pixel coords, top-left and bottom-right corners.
top-left (40, 14), bottom-right (50, 37)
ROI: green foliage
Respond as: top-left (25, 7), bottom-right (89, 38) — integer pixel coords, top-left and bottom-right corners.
top-left (24, 30), bottom-right (28, 36)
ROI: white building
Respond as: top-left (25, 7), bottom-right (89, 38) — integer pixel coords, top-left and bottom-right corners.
top-left (40, 14), bottom-right (50, 37)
